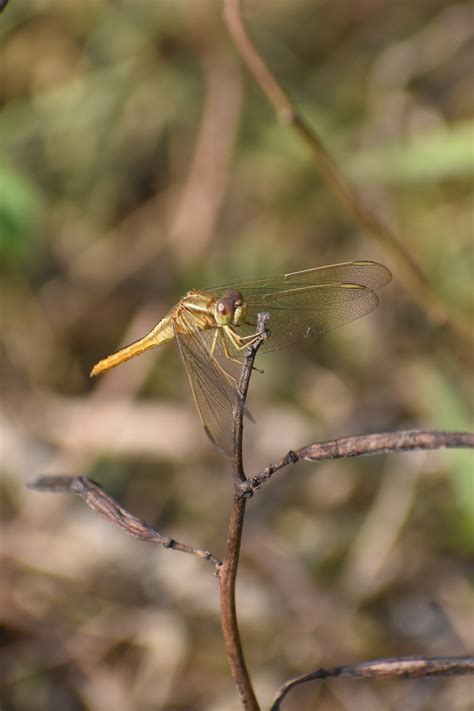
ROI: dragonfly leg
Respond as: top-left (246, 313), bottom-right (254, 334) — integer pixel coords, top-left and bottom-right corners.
top-left (210, 329), bottom-right (243, 369)
top-left (205, 330), bottom-right (240, 386)
top-left (217, 329), bottom-right (247, 367)
top-left (224, 326), bottom-right (260, 352)
top-left (209, 329), bottom-right (220, 358)
top-left (222, 327), bottom-right (264, 374)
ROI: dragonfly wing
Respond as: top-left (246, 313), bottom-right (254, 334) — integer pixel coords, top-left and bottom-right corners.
top-left (204, 261), bottom-right (391, 355)
top-left (214, 282), bottom-right (382, 355)
top-left (207, 260), bottom-right (391, 293)
top-left (173, 310), bottom-right (241, 456)
top-left (250, 283), bottom-right (380, 352)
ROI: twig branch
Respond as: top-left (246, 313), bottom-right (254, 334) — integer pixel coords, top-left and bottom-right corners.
top-left (271, 656), bottom-right (474, 710)
top-left (28, 475), bottom-right (222, 569)
top-left (231, 312), bottom-right (271, 491)
top-left (222, 0), bottom-right (473, 344)
top-left (219, 312), bottom-right (270, 711)
top-left (245, 430), bottom-right (474, 493)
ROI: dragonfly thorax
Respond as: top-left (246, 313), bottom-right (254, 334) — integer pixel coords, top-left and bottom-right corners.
top-left (214, 289), bottom-right (247, 327)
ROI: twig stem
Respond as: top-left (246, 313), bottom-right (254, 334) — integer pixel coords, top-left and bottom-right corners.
top-left (220, 495), bottom-right (259, 710)
top-left (28, 476), bottom-right (221, 568)
top-left (271, 656), bottom-right (474, 710)
top-left (219, 313), bottom-right (270, 710)
top-left (245, 430), bottom-right (474, 492)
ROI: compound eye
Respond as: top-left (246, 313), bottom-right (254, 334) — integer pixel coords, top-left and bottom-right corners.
top-left (215, 296), bottom-right (236, 325)
top-left (217, 297), bottom-right (234, 317)
top-left (227, 289), bottom-right (243, 304)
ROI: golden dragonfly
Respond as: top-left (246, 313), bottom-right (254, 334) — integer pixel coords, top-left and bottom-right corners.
top-left (91, 261), bottom-right (391, 454)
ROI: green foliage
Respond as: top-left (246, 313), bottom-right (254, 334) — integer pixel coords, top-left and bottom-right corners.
top-left (421, 365), bottom-right (474, 542)
top-left (348, 121), bottom-right (474, 184)
top-left (0, 163), bottom-right (42, 263)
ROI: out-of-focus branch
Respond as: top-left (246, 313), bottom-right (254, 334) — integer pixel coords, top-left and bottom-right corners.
top-left (219, 312), bottom-right (270, 711)
top-left (170, 14), bottom-right (242, 264)
top-left (222, 0), bottom-right (473, 345)
top-left (28, 475), bottom-right (222, 569)
top-left (245, 430), bottom-right (474, 492)
top-left (271, 656), bottom-right (474, 710)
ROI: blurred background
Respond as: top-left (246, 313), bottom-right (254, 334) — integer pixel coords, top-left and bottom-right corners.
top-left (1, 1), bottom-right (473, 709)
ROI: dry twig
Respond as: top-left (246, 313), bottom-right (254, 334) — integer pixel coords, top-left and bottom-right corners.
top-left (219, 312), bottom-right (270, 711)
top-left (271, 656), bottom-right (474, 710)
top-left (245, 430), bottom-right (474, 493)
top-left (28, 475), bottom-right (222, 569)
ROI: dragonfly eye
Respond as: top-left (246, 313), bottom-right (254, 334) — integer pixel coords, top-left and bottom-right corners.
top-left (215, 296), bottom-right (235, 325)
top-left (215, 290), bottom-right (247, 326)
top-left (227, 288), bottom-right (243, 302)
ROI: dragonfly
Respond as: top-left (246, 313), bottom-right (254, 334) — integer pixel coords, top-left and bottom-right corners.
top-left (91, 260), bottom-right (391, 455)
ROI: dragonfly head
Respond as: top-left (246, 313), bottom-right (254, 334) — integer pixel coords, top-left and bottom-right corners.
top-left (214, 289), bottom-right (247, 326)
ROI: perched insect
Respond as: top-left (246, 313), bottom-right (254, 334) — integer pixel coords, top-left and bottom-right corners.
top-left (91, 261), bottom-right (391, 454)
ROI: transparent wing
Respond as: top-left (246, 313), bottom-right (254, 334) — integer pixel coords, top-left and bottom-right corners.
top-left (206, 261), bottom-right (390, 356)
top-left (173, 309), bottom-right (241, 456)
top-left (203, 283), bottom-right (380, 355)
top-left (249, 283), bottom-right (380, 352)
top-left (207, 261), bottom-right (391, 293)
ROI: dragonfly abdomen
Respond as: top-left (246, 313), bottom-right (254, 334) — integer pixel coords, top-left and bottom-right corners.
top-left (90, 315), bottom-right (176, 376)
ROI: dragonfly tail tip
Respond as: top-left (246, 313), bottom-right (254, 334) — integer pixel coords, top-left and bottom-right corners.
top-left (90, 363), bottom-right (101, 377)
